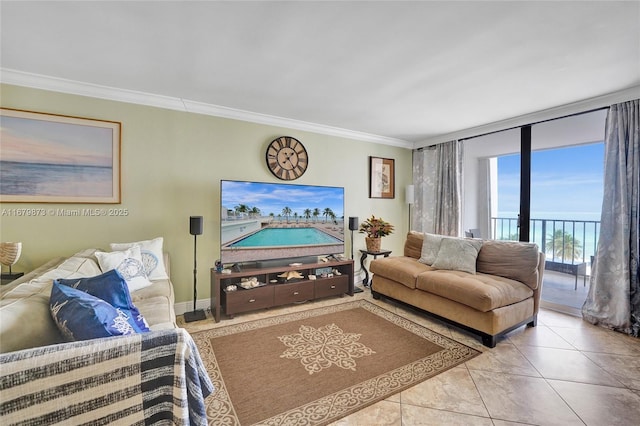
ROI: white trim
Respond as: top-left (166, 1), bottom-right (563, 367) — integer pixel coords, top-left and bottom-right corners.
top-left (415, 86), bottom-right (640, 148)
top-left (0, 68), bottom-right (412, 148)
top-left (174, 299), bottom-right (210, 316)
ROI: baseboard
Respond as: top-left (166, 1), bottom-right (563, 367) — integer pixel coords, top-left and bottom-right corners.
top-left (174, 299), bottom-right (210, 316)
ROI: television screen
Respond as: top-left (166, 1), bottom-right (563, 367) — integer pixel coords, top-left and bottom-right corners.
top-left (220, 180), bottom-right (345, 265)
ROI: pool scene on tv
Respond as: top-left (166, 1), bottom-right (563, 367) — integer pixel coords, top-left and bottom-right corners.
top-left (220, 180), bottom-right (345, 264)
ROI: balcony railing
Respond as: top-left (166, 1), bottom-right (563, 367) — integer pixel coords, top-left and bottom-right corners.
top-left (490, 217), bottom-right (600, 265)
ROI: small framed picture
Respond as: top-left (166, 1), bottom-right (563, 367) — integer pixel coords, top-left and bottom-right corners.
top-left (0, 108), bottom-right (121, 203)
top-left (369, 156), bottom-right (395, 199)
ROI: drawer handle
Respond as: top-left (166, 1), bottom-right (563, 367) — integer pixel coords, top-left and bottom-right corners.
top-left (330, 285), bottom-right (336, 289)
top-left (249, 299), bottom-right (256, 303)
top-left (293, 292), bottom-right (299, 295)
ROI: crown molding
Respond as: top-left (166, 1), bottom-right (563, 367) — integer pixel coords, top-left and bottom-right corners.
top-left (414, 85), bottom-right (640, 148)
top-left (0, 68), bottom-right (412, 148)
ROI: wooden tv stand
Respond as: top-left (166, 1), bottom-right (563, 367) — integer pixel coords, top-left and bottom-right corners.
top-left (210, 259), bottom-right (354, 322)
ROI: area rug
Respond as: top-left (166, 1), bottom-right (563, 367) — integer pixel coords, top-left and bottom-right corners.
top-left (190, 300), bottom-right (481, 425)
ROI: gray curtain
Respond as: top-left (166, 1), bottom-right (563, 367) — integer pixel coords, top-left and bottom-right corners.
top-left (413, 140), bottom-right (464, 236)
top-left (582, 99), bottom-right (640, 336)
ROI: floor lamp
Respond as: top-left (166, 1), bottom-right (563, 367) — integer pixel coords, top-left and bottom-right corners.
top-left (184, 216), bottom-right (206, 322)
top-left (406, 185), bottom-right (415, 231)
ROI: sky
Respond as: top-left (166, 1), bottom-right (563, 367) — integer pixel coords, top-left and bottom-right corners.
top-left (497, 142), bottom-right (604, 221)
top-left (0, 114), bottom-right (114, 167)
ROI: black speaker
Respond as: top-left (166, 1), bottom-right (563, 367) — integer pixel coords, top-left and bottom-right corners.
top-left (189, 216), bottom-right (203, 235)
top-left (348, 217), bottom-right (358, 231)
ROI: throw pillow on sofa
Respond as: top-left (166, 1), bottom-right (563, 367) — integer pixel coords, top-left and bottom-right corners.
top-left (110, 237), bottom-right (169, 280)
top-left (95, 246), bottom-right (152, 292)
top-left (55, 269), bottom-right (149, 332)
top-left (50, 281), bottom-right (141, 341)
top-left (431, 237), bottom-right (483, 274)
top-left (418, 233), bottom-right (444, 265)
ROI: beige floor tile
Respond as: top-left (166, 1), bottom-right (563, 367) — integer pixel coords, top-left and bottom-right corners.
top-left (548, 380), bottom-right (640, 426)
top-left (401, 405), bottom-right (493, 425)
top-left (329, 400), bottom-right (402, 426)
top-left (583, 351), bottom-right (640, 390)
top-left (465, 343), bottom-right (540, 377)
top-left (400, 367), bottom-right (489, 417)
top-left (469, 370), bottom-right (583, 425)
top-left (538, 309), bottom-right (586, 328)
top-left (385, 391), bottom-right (401, 403)
top-left (506, 324), bottom-right (575, 349)
top-left (552, 326), bottom-right (640, 356)
top-left (492, 420), bottom-right (537, 426)
top-left (518, 345), bottom-right (624, 386)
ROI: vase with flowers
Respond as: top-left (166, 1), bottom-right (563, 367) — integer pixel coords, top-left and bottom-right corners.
top-left (359, 215), bottom-right (394, 252)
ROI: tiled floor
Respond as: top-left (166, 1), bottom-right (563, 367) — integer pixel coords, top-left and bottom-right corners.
top-left (182, 288), bottom-right (640, 426)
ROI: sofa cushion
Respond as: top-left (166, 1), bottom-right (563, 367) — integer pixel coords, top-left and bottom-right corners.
top-left (50, 282), bottom-right (142, 341)
top-left (416, 270), bottom-right (534, 312)
top-left (110, 237), bottom-right (169, 280)
top-left (132, 278), bottom-right (177, 329)
top-left (431, 237), bottom-right (483, 274)
top-left (369, 256), bottom-right (433, 290)
top-left (95, 246), bottom-right (153, 292)
top-left (476, 240), bottom-right (541, 290)
top-left (55, 269), bottom-right (150, 332)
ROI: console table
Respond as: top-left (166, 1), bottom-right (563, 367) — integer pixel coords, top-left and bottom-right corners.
top-left (210, 259), bottom-right (354, 322)
top-left (359, 249), bottom-right (391, 287)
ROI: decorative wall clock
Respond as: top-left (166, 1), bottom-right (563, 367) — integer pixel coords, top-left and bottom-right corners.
top-left (265, 136), bottom-right (308, 180)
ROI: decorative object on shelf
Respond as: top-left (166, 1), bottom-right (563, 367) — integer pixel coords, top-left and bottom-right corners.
top-left (0, 242), bottom-right (23, 280)
top-left (369, 156), bottom-right (395, 199)
top-left (405, 184), bottom-right (415, 230)
top-left (359, 215), bottom-right (394, 252)
top-left (0, 108), bottom-right (121, 203)
top-left (184, 216), bottom-right (206, 322)
top-left (266, 136), bottom-right (308, 180)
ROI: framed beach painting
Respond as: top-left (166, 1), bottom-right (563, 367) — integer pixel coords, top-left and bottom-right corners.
top-left (369, 156), bottom-right (395, 199)
top-left (0, 108), bottom-right (121, 203)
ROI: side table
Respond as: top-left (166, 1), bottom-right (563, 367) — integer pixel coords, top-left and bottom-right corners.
top-left (359, 249), bottom-right (392, 287)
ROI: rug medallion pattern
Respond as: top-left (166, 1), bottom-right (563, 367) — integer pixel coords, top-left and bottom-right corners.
top-left (191, 300), bottom-right (480, 425)
top-left (279, 323), bottom-right (375, 375)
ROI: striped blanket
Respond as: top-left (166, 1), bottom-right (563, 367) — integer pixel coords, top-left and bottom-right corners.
top-left (1, 328), bottom-right (214, 425)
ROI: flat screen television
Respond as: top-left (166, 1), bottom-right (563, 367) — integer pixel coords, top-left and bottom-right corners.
top-left (220, 180), bottom-right (345, 266)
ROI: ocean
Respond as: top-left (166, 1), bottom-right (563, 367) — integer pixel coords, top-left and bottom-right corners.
top-left (495, 211), bottom-right (601, 263)
top-left (0, 161), bottom-right (113, 197)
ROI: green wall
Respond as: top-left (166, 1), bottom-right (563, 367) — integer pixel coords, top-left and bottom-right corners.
top-left (0, 84), bottom-right (412, 305)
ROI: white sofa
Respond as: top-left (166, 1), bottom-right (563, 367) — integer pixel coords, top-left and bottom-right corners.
top-left (0, 248), bottom-right (213, 425)
top-left (0, 248), bottom-right (177, 353)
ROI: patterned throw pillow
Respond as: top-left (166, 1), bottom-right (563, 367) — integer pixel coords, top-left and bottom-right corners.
top-left (55, 269), bottom-right (149, 333)
top-left (50, 281), bottom-right (139, 341)
top-left (110, 237), bottom-right (169, 280)
top-left (95, 246), bottom-right (152, 292)
top-left (431, 237), bottom-right (483, 274)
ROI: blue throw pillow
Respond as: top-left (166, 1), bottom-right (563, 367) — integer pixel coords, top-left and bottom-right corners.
top-left (55, 269), bottom-right (149, 333)
top-left (50, 281), bottom-right (139, 341)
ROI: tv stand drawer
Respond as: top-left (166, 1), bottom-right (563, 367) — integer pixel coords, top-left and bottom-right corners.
top-left (314, 275), bottom-right (349, 298)
top-left (274, 281), bottom-right (314, 305)
top-left (225, 286), bottom-right (274, 315)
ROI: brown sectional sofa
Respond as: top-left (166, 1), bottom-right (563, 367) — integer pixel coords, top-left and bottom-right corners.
top-left (369, 231), bottom-right (545, 347)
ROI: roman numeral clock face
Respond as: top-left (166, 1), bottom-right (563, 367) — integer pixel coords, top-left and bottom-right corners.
top-left (266, 136), bottom-right (308, 180)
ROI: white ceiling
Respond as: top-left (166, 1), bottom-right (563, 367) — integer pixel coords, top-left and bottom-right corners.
top-left (1, 1), bottom-right (639, 148)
